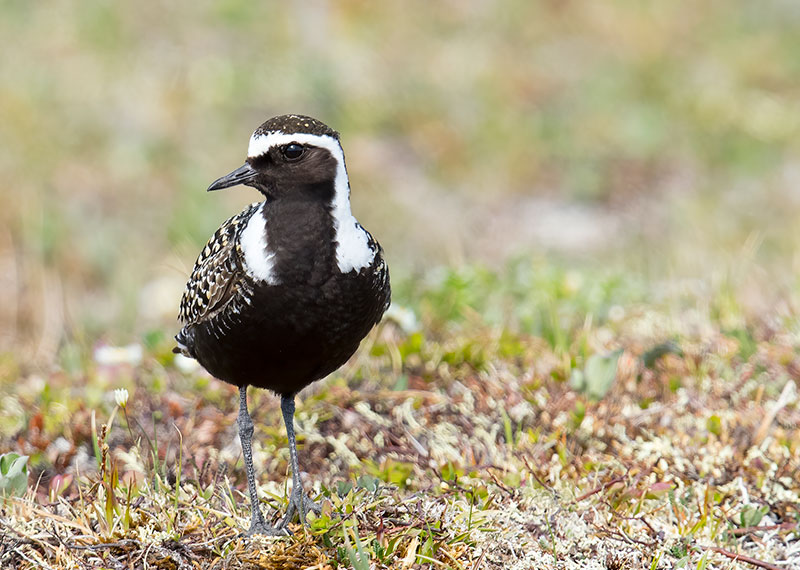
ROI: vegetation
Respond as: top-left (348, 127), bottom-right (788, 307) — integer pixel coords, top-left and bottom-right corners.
top-left (1, 2), bottom-right (799, 568)
top-left (2, 263), bottom-right (798, 568)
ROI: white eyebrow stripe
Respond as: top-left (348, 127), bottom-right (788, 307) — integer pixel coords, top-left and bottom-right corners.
top-left (246, 130), bottom-right (376, 274)
top-left (247, 131), bottom-right (343, 161)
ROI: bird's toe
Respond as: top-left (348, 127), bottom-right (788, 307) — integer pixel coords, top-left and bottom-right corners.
top-left (282, 490), bottom-right (321, 526)
top-left (247, 520), bottom-right (291, 537)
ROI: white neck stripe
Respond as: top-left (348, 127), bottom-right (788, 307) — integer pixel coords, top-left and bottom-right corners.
top-left (240, 203), bottom-right (279, 284)
top-left (247, 130), bottom-right (375, 273)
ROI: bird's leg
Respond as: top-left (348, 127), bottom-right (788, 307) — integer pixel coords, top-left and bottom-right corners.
top-left (237, 385), bottom-right (285, 536)
top-left (279, 394), bottom-right (321, 528)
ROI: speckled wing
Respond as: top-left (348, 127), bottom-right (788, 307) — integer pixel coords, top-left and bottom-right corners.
top-left (177, 202), bottom-right (261, 326)
top-left (363, 226), bottom-right (391, 321)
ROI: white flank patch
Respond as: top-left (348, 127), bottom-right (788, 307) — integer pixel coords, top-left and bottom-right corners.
top-left (240, 203), bottom-right (280, 284)
top-left (248, 130), bottom-right (375, 273)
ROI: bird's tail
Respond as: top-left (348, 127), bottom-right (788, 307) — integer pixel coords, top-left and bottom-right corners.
top-left (173, 328), bottom-right (193, 357)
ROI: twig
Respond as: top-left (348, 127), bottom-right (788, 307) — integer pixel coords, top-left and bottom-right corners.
top-left (705, 546), bottom-right (786, 570)
top-left (470, 547), bottom-right (486, 570)
top-left (600, 501), bottom-right (663, 541)
top-left (753, 379), bottom-right (797, 446)
top-left (728, 522), bottom-right (797, 536)
top-left (430, 466), bottom-right (471, 495)
top-left (0, 520), bottom-right (59, 555)
top-left (12, 546), bottom-right (54, 570)
top-left (573, 473), bottom-right (627, 503)
top-left (487, 470), bottom-right (514, 497)
top-left (591, 523), bottom-right (658, 548)
top-left (64, 538), bottom-right (140, 551)
top-left (521, 455), bottom-right (552, 491)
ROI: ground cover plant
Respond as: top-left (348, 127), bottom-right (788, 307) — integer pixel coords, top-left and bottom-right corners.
top-left (1, 262), bottom-right (798, 569)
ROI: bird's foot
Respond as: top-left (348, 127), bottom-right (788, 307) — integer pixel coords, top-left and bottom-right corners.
top-left (246, 512), bottom-right (290, 537)
top-left (247, 520), bottom-right (289, 537)
top-left (245, 508), bottom-right (290, 537)
top-left (281, 488), bottom-right (321, 528)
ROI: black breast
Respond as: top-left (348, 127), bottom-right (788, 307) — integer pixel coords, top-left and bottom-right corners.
top-left (180, 201), bottom-right (390, 396)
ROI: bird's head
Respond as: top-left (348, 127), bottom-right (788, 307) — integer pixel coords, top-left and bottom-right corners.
top-left (208, 114), bottom-right (348, 204)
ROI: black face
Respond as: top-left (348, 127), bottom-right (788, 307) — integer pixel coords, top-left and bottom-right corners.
top-left (245, 142), bottom-right (338, 202)
top-left (207, 139), bottom-right (340, 202)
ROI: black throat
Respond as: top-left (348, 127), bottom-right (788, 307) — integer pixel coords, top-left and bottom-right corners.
top-left (261, 181), bottom-right (338, 286)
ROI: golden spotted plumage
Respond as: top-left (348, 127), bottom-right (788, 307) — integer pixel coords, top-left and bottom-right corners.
top-left (178, 202), bottom-right (261, 326)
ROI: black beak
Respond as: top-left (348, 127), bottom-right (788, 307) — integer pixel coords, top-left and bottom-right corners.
top-left (207, 163), bottom-right (258, 191)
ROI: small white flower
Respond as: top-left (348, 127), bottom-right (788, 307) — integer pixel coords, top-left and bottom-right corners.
top-left (385, 304), bottom-right (420, 333)
top-left (114, 388), bottom-right (129, 409)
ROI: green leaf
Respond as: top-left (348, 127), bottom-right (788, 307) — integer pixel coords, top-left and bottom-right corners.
top-left (356, 474), bottom-right (379, 493)
top-left (740, 505), bottom-right (769, 528)
top-left (393, 374), bottom-right (409, 391)
top-left (570, 349), bottom-right (623, 399)
top-left (569, 368), bottom-right (586, 392)
top-left (570, 400), bottom-right (586, 429)
top-left (706, 415), bottom-right (722, 437)
top-left (342, 519), bottom-right (370, 570)
top-left (727, 328), bottom-right (757, 360)
top-left (0, 453), bottom-right (29, 497)
top-left (336, 481), bottom-right (353, 497)
top-left (641, 340), bottom-right (682, 369)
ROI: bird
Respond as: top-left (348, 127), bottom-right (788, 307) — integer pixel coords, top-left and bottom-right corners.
top-left (174, 114), bottom-right (390, 536)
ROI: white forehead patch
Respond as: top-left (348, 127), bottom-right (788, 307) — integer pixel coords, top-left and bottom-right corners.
top-left (247, 130), bottom-right (376, 274)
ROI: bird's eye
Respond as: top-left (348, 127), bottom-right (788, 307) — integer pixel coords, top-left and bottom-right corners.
top-left (282, 143), bottom-right (305, 161)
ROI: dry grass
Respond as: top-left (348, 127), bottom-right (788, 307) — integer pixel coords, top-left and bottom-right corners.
top-left (1, 282), bottom-right (798, 568)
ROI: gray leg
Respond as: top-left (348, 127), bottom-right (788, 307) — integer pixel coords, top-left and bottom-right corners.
top-left (237, 385), bottom-right (285, 536)
top-left (279, 394), bottom-right (320, 528)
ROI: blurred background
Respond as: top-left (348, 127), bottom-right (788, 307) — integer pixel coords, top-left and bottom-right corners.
top-left (2, 1), bottom-right (800, 367)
